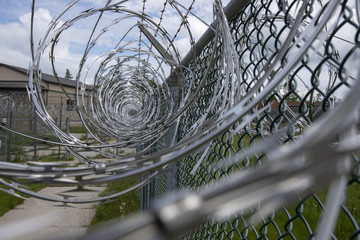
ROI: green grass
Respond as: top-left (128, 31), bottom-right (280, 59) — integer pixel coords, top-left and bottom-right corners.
top-left (334, 183), bottom-right (360, 238)
top-left (198, 131), bottom-right (360, 239)
top-left (39, 153), bottom-right (74, 162)
top-left (7, 133), bottom-right (62, 162)
top-left (213, 182), bottom-right (360, 240)
top-left (0, 152), bottom-right (82, 218)
top-left (12, 134), bottom-right (35, 146)
top-left (67, 126), bottom-right (87, 134)
top-left (12, 134), bottom-right (58, 146)
top-left (90, 177), bottom-right (140, 226)
top-left (263, 183), bottom-right (360, 239)
top-left (0, 182), bottom-right (46, 217)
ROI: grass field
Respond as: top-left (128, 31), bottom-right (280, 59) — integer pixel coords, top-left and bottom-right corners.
top-left (0, 183), bottom-right (46, 217)
top-left (0, 154), bottom-right (74, 216)
top-left (67, 126), bottom-right (87, 133)
top-left (213, 182), bottom-right (360, 239)
top-left (87, 130), bottom-right (360, 239)
top-left (191, 131), bottom-right (360, 239)
top-left (2, 128), bottom-right (357, 239)
top-left (90, 177), bottom-right (140, 226)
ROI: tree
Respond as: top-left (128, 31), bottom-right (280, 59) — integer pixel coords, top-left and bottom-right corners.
top-left (287, 89), bottom-right (301, 102)
top-left (65, 69), bottom-right (73, 80)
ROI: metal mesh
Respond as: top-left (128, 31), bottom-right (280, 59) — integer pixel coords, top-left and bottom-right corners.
top-left (148, 0), bottom-right (360, 239)
top-left (0, 91), bottom-right (88, 161)
top-left (0, 0), bottom-right (359, 238)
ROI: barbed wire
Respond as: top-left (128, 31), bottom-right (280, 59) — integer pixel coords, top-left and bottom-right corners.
top-left (0, 0), bottom-right (359, 239)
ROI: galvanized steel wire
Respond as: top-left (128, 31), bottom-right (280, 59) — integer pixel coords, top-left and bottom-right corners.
top-left (0, 0), bottom-right (359, 239)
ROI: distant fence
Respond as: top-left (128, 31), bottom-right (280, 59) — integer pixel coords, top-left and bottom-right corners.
top-left (0, 92), bottom-right (85, 161)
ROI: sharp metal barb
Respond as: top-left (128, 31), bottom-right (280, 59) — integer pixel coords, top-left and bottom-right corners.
top-left (0, 0), bottom-right (359, 239)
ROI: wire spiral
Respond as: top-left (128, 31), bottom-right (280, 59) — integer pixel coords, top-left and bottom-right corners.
top-left (0, 0), bottom-right (245, 202)
top-left (0, 0), bottom-right (360, 239)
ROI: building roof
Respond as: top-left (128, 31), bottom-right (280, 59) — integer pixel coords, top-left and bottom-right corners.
top-left (0, 63), bottom-right (91, 89)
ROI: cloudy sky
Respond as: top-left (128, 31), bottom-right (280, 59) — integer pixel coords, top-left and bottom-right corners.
top-left (0, 0), bottom-right (230, 83)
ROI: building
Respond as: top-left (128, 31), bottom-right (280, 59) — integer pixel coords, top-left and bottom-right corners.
top-left (0, 63), bottom-right (91, 131)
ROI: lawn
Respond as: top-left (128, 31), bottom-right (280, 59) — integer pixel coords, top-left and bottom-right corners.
top-left (0, 182), bottom-right (46, 217)
top-left (187, 130), bottom-right (360, 239)
top-left (189, 180), bottom-right (360, 240)
top-left (90, 177), bottom-right (140, 226)
top-left (0, 154), bottom-right (75, 216)
top-left (67, 126), bottom-right (88, 134)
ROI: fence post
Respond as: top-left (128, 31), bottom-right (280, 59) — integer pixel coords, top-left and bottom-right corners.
top-left (0, 132), bottom-right (7, 161)
top-left (137, 143), bottom-right (147, 212)
top-left (166, 74), bottom-right (179, 193)
top-left (66, 117), bottom-right (70, 159)
top-left (31, 103), bottom-right (37, 161)
top-left (6, 109), bottom-right (11, 161)
top-left (58, 97), bottom-right (63, 159)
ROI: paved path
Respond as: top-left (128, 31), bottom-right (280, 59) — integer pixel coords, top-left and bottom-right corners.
top-left (0, 186), bottom-right (105, 240)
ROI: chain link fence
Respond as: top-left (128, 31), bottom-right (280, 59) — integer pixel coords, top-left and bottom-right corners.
top-left (0, 0), bottom-right (358, 238)
top-left (141, 0), bottom-right (360, 239)
top-left (0, 91), bottom-right (87, 161)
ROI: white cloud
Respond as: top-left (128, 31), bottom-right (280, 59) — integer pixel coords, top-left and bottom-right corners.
top-left (0, 10), bottom-right (41, 68)
top-left (188, 16), bottom-right (208, 40)
top-left (174, 38), bottom-right (191, 58)
top-left (0, 0), bottom-right (225, 82)
top-left (0, 6), bottom-right (95, 81)
top-left (19, 8), bottom-right (54, 55)
top-left (0, 8), bottom-right (62, 72)
top-left (0, 22), bottom-right (28, 53)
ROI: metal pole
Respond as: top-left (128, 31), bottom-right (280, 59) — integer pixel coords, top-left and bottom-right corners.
top-left (180, 0), bottom-right (251, 67)
top-left (138, 22), bottom-right (176, 67)
top-left (66, 117), bottom-right (70, 159)
top-left (31, 102), bottom-right (37, 161)
top-left (6, 109), bottom-right (11, 161)
top-left (58, 97), bottom-right (63, 159)
top-left (34, 106), bottom-right (37, 161)
top-left (166, 84), bottom-right (179, 192)
top-left (3, 135), bottom-right (7, 161)
top-left (137, 142), bottom-right (146, 212)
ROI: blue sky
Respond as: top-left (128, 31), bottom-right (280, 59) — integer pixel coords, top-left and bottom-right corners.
top-left (2, 0), bottom-right (355, 93)
top-left (0, 0), bottom-right (229, 83)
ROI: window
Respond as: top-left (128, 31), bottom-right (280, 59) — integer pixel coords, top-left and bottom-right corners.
top-left (66, 99), bottom-right (75, 111)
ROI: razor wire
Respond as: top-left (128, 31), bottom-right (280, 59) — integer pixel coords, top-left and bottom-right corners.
top-left (0, 0), bottom-right (244, 203)
top-left (0, 0), bottom-right (359, 239)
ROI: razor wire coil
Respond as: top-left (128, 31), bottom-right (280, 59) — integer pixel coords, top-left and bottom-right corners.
top-left (0, 0), bottom-right (359, 239)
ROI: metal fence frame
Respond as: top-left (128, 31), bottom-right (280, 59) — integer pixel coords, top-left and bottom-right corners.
top-left (140, 0), bottom-right (360, 239)
top-left (0, 92), bottom-right (86, 161)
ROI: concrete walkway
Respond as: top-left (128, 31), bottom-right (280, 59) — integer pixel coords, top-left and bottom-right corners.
top-left (0, 186), bottom-right (105, 240)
